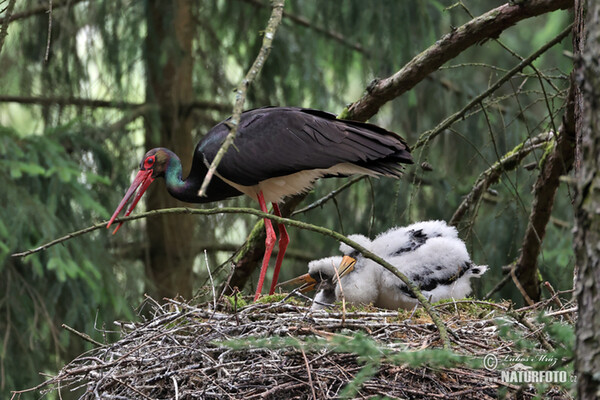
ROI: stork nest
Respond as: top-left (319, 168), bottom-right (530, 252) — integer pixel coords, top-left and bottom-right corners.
top-left (21, 293), bottom-right (576, 399)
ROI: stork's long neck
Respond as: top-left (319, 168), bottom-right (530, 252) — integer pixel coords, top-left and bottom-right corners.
top-left (163, 151), bottom-right (204, 203)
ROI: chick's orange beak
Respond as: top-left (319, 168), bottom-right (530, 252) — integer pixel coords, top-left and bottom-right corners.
top-left (333, 255), bottom-right (356, 283)
top-left (277, 273), bottom-right (319, 293)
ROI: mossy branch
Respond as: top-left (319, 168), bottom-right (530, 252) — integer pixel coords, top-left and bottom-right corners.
top-left (12, 206), bottom-right (450, 348)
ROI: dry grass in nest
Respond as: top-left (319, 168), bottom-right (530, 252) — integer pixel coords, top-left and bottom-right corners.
top-left (15, 293), bottom-right (576, 399)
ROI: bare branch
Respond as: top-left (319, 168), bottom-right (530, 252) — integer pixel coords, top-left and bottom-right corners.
top-left (342, 0), bottom-right (573, 121)
top-left (197, 0), bottom-right (285, 197)
top-left (0, 95), bottom-right (229, 111)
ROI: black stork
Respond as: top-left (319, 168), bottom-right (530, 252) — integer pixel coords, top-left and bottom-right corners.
top-left (107, 106), bottom-right (413, 301)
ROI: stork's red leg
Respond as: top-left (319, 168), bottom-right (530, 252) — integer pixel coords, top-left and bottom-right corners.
top-left (254, 191), bottom-right (277, 301)
top-left (268, 203), bottom-right (288, 295)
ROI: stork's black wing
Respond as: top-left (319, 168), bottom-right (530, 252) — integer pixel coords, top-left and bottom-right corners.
top-left (196, 107), bottom-right (413, 186)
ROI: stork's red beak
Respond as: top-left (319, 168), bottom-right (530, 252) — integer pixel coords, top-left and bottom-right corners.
top-left (278, 273), bottom-right (319, 293)
top-left (107, 169), bottom-right (154, 234)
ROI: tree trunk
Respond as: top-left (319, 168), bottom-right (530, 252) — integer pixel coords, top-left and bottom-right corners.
top-left (574, 0), bottom-right (600, 398)
top-left (143, 0), bottom-right (195, 300)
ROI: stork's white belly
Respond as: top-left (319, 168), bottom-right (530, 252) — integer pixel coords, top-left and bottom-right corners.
top-left (217, 163), bottom-right (379, 204)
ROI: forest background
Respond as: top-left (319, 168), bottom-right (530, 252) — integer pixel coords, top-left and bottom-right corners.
top-left (0, 0), bottom-right (576, 397)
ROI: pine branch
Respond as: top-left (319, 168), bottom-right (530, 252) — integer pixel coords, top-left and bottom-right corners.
top-left (341, 0), bottom-right (573, 121)
top-left (197, 0), bottom-right (285, 197)
top-left (12, 205), bottom-right (451, 349)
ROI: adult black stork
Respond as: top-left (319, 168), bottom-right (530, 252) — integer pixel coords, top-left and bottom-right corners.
top-left (107, 106), bottom-right (413, 301)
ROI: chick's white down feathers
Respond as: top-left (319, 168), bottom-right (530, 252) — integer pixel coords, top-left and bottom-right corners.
top-left (306, 220), bottom-right (487, 310)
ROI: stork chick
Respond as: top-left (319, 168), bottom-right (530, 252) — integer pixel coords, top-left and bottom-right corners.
top-left (286, 221), bottom-right (487, 310)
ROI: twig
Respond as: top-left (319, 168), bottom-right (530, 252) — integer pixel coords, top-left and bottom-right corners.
top-left (510, 264), bottom-right (534, 307)
top-left (197, 0), bottom-right (285, 197)
top-left (332, 261), bottom-right (346, 327)
top-left (483, 268), bottom-right (512, 300)
top-left (543, 282), bottom-right (573, 323)
top-left (44, 0), bottom-right (52, 63)
top-left (545, 307), bottom-right (577, 317)
top-left (204, 250), bottom-right (217, 310)
top-left (61, 324), bottom-right (104, 347)
top-left (172, 376), bottom-right (179, 400)
top-left (450, 132), bottom-right (553, 226)
top-left (291, 176), bottom-right (366, 216)
top-left (300, 346), bottom-right (317, 400)
top-left (239, 0), bottom-right (369, 55)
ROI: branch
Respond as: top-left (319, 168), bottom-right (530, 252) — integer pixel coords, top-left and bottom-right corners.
top-left (0, 95), bottom-right (229, 111)
top-left (12, 206), bottom-right (450, 348)
top-left (197, 0), bottom-right (285, 197)
top-left (0, 0), bottom-right (85, 25)
top-left (291, 176), bottom-right (366, 216)
top-left (413, 23), bottom-right (572, 150)
top-left (449, 131), bottom-right (554, 226)
top-left (342, 0), bottom-right (573, 121)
